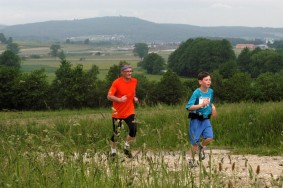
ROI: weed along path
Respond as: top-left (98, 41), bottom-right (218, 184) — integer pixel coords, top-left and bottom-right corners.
top-left (118, 149), bottom-right (283, 187)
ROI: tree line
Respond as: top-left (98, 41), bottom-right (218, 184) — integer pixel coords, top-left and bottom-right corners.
top-left (1, 38), bottom-right (283, 110)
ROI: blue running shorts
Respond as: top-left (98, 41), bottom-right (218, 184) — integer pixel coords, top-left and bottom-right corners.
top-left (188, 119), bottom-right (213, 144)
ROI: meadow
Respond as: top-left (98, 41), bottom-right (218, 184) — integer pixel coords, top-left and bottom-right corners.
top-left (0, 102), bottom-right (282, 187)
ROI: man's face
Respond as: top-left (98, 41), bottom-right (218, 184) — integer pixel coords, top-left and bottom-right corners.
top-left (199, 75), bottom-right (211, 88)
top-left (121, 68), bottom-right (133, 79)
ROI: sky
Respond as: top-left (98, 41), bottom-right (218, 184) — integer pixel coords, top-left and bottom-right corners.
top-left (0, 0), bottom-right (282, 28)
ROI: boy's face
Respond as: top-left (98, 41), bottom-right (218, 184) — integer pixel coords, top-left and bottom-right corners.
top-left (199, 75), bottom-right (211, 88)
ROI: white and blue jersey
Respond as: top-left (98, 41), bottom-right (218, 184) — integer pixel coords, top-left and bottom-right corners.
top-left (185, 88), bottom-right (214, 118)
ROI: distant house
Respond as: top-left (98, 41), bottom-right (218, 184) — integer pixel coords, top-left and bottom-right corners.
top-left (256, 44), bottom-right (269, 49)
top-left (235, 44), bottom-right (255, 49)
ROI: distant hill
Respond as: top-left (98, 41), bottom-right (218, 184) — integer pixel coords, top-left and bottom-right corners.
top-left (0, 25), bottom-right (7, 30)
top-left (1, 16), bottom-right (283, 43)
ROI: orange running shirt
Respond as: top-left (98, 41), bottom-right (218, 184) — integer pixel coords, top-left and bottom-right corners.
top-left (108, 77), bottom-right (138, 118)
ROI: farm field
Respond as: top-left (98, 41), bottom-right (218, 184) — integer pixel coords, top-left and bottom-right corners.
top-left (17, 42), bottom-right (172, 82)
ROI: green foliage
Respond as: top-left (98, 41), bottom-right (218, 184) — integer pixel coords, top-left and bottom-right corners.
top-left (49, 44), bottom-right (61, 57)
top-left (13, 69), bottom-right (49, 110)
top-left (140, 53), bottom-right (165, 74)
top-left (84, 38), bottom-right (90, 44)
top-left (0, 33), bottom-right (7, 43)
top-left (269, 40), bottom-right (283, 49)
top-left (133, 43), bottom-right (149, 60)
top-left (0, 50), bottom-right (21, 69)
top-left (220, 72), bottom-right (252, 102)
top-left (6, 42), bottom-right (20, 54)
top-left (218, 60), bottom-right (238, 78)
top-left (50, 59), bottom-right (102, 109)
top-left (251, 72), bottom-right (283, 101)
top-left (168, 38), bottom-right (236, 77)
top-left (153, 70), bottom-right (186, 105)
top-left (50, 59), bottom-right (84, 108)
top-left (1, 41), bottom-right (283, 110)
top-left (0, 66), bottom-right (20, 109)
top-left (134, 74), bottom-right (152, 104)
top-left (105, 64), bottom-right (120, 86)
top-left (57, 50), bottom-right (66, 59)
top-left (237, 47), bottom-right (252, 72)
top-left (250, 49), bottom-right (283, 77)
top-left (210, 71), bottom-right (224, 102)
top-left (238, 48), bottom-right (283, 78)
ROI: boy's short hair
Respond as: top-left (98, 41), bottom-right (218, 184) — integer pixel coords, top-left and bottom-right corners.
top-left (198, 71), bottom-right (210, 80)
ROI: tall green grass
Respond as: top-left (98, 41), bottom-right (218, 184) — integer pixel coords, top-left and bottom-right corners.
top-left (0, 102), bottom-right (282, 187)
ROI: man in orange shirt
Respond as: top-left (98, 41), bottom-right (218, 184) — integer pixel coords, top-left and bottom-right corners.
top-left (107, 64), bottom-right (138, 158)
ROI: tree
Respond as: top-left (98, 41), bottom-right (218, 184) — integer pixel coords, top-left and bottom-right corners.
top-left (134, 74), bottom-right (152, 105)
top-left (210, 70), bottom-right (224, 102)
top-left (50, 44), bottom-right (61, 57)
top-left (0, 66), bottom-right (20, 109)
top-left (218, 60), bottom-right (238, 78)
top-left (155, 70), bottom-right (185, 105)
top-left (141, 53), bottom-right (165, 74)
top-left (13, 69), bottom-right (49, 110)
top-left (58, 50), bottom-right (66, 59)
top-left (50, 59), bottom-right (102, 109)
top-left (133, 43), bottom-right (149, 60)
top-left (250, 49), bottom-right (283, 78)
top-left (84, 38), bottom-right (90, 44)
top-left (0, 50), bottom-right (21, 69)
top-left (221, 72), bottom-right (252, 102)
top-left (66, 39), bottom-right (71, 44)
top-left (6, 42), bottom-right (20, 54)
top-left (252, 72), bottom-right (283, 101)
top-left (237, 47), bottom-right (252, 73)
top-left (0, 33), bottom-right (7, 43)
top-left (50, 58), bottom-right (73, 108)
top-left (168, 38), bottom-right (236, 77)
top-left (6, 37), bottom-right (13, 44)
top-left (83, 65), bottom-right (102, 107)
top-left (105, 61), bottom-right (128, 87)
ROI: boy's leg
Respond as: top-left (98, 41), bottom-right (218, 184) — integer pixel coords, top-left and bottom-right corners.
top-left (200, 119), bottom-right (214, 147)
top-left (189, 119), bottom-right (202, 166)
top-left (199, 120), bottom-right (214, 160)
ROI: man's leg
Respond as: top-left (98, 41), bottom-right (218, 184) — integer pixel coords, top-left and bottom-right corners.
top-left (110, 118), bottom-right (121, 157)
top-left (123, 115), bottom-right (136, 158)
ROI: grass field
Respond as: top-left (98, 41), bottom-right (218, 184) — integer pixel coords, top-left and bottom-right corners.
top-left (0, 102), bottom-right (282, 187)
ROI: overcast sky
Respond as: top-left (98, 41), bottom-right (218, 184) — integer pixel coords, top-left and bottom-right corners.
top-left (0, 0), bottom-right (282, 28)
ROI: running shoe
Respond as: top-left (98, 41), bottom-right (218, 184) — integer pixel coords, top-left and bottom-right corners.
top-left (124, 149), bottom-right (133, 158)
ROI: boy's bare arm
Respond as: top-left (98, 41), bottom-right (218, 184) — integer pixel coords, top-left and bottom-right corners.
top-left (187, 99), bottom-right (208, 110)
top-left (211, 104), bottom-right (217, 117)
